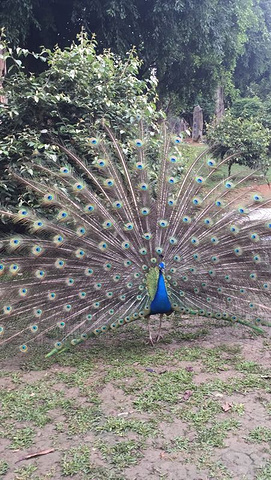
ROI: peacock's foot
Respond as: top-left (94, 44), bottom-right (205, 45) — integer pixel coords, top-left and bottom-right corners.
top-left (146, 332), bottom-right (163, 346)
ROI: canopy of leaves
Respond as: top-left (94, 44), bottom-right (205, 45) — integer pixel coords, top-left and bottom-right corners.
top-left (0, 31), bottom-right (160, 206)
top-left (0, 0), bottom-right (261, 115)
top-left (207, 113), bottom-right (271, 173)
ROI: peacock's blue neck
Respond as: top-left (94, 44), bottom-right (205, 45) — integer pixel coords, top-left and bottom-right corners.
top-left (150, 270), bottom-right (172, 315)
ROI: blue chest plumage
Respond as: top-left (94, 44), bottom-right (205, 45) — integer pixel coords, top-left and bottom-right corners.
top-left (150, 270), bottom-right (173, 315)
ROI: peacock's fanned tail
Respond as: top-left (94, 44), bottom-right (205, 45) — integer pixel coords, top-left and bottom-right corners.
top-left (0, 122), bottom-right (271, 354)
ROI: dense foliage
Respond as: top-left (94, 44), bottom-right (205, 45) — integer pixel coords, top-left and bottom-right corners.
top-left (0, 32), bottom-right (160, 206)
top-left (1, 0), bottom-right (270, 114)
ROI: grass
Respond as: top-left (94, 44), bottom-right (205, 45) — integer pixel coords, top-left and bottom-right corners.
top-left (0, 319), bottom-right (270, 479)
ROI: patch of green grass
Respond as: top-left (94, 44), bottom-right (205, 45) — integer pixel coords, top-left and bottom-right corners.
top-left (66, 405), bottom-right (102, 435)
top-left (96, 417), bottom-right (157, 437)
top-left (247, 426), bottom-right (271, 443)
top-left (61, 445), bottom-right (92, 476)
top-left (95, 439), bottom-right (144, 468)
top-left (8, 427), bottom-right (35, 450)
top-left (165, 435), bottom-right (189, 452)
top-left (14, 464), bottom-right (38, 480)
top-left (257, 462), bottom-right (271, 480)
top-left (178, 399), bottom-right (222, 426)
top-left (196, 419), bottom-right (240, 448)
top-left (0, 460), bottom-right (9, 476)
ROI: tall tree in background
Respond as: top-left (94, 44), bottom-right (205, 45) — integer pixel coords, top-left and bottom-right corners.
top-left (0, 0), bottom-right (269, 114)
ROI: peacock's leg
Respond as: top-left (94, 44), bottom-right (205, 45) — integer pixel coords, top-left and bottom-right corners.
top-left (154, 314), bottom-right (163, 343)
top-left (147, 317), bottom-right (155, 346)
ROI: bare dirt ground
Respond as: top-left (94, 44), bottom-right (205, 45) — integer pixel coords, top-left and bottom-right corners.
top-left (0, 317), bottom-right (270, 480)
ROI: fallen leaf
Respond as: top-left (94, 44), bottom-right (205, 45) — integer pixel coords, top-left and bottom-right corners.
top-left (222, 402), bottom-right (232, 412)
top-left (183, 390), bottom-right (193, 401)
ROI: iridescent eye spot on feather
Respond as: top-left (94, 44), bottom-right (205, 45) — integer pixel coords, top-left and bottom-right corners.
top-left (173, 255), bottom-right (181, 261)
top-left (18, 208), bottom-right (29, 218)
top-left (103, 220), bottom-right (113, 229)
top-left (113, 274), bottom-right (121, 281)
top-left (225, 181), bottom-right (234, 189)
top-left (266, 222), bottom-right (271, 229)
top-left (139, 247), bottom-right (147, 255)
top-left (55, 259), bottom-right (65, 268)
top-left (234, 246), bottom-right (243, 256)
top-left (179, 290), bottom-right (185, 297)
top-left (143, 232), bottom-right (152, 240)
top-left (253, 255), bottom-right (261, 263)
top-left (66, 277), bottom-right (74, 285)
top-left (98, 242), bottom-right (107, 251)
top-left (43, 193), bottom-right (55, 203)
top-left (86, 314), bottom-right (92, 321)
top-left (75, 249), bottom-right (85, 258)
top-left (60, 166), bottom-right (70, 175)
top-left (253, 194), bottom-right (262, 202)
top-left (250, 272), bottom-right (257, 280)
top-left (19, 288), bottom-right (28, 297)
top-left (158, 219), bottom-right (169, 228)
top-left (113, 200), bottom-right (123, 209)
top-left (32, 245), bottom-right (43, 256)
top-left (250, 232), bottom-right (260, 242)
top-left (106, 291), bottom-right (113, 298)
top-left (54, 341), bottom-right (63, 349)
top-left (34, 308), bottom-right (42, 317)
top-left (85, 204), bottom-right (95, 213)
top-left (104, 178), bottom-right (114, 188)
top-left (207, 159), bottom-right (216, 167)
top-left (141, 207), bottom-right (150, 216)
top-left (168, 198), bottom-right (175, 206)
top-left (97, 159), bottom-right (108, 168)
top-left (169, 237), bottom-right (178, 245)
top-left (30, 325), bottom-right (39, 333)
top-left (10, 237), bottom-right (21, 248)
top-left (238, 206), bottom-right (247, 214)
top-left (3, 305), bottom-right (12, 314)
top-left (79, 291), bottom-right (86, 298)
top-left (73, 182), bottom-right (85, 191)
top-left (57, 321), bottom-right (65, 328)
top-left (89, 137), bottom-right (99, 145)
top-left (151, 258), bottom-right (157, 264)
top-left (134, 139), bottom-right (143, 148)
top-left (48, 292), bottom-right (56, 300)
top-left (103, 262), bottom-right (112, 270)
top-left (263, 282), bottom-right (270, 290)
top-left (174, 136), bottom-right (182, 144)
top-left (121, 241), bottom-right (130, 250)
top-left (53, 235), bottom-right (64, 245)
top-left (230, 225), bottom-right (239, 234)
top-left (169, 155), bottom-right (178, 163)
top-left (64, 304), bottom-right (72, 311)
top-left (10, 264), bottom-right (19, 274)
top-left (142, 264), bottom-right (148, 271)
top-left (76, 227), bottom-right (86, 236)
top-left (224, 275), bottom-right (231, 282)
top-left (182, 216), bottom-right (191, 224)
top-left (193, 253), bottom-right (200, 260)
top-left (192, 197), bottom-right (202, 206)
top-left (35, 269), bottom-right (46, 278)
top-left (215, 199), bottom-right (223, 207)
top-left (139, 183), bottom-right (149, 191)
top-left (203, 218), bottom-right (213, 226)
top-left (33, 220), bottom-right (44, 230)
top-left (210, 236), bottom-right (219, 244)
top-left (94, 283), bottom-right (102, 290)
top-left (135, 162), bottom-right (145, 170)
top-left (93, 302), bottom-right (100, 309)
top-left (191, 237), bottom-right (199, 246)
top-left (0, 326), bottom-right (4, 335)
top-left (195, 176), bottom-right (204, 184)
top-left (211, 256), bottom-right (219, 264)
top-left (168, 176), bottom-right (177, 184)
top-left (0, 264), bottom-right (5, 274)
top-left (19, 344), bottom-right (28, 353)
top-left (124, 222), bottom-right (134, 231)
top-left (85, 268), bottom-right (93, 276)
top-left (156, 247), bottom-right (163, 254)
top-left (119, 294), bottom-right (126, 301)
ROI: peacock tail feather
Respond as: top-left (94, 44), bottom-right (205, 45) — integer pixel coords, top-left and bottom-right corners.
top-left (0, 121), bottom-right (271, 355)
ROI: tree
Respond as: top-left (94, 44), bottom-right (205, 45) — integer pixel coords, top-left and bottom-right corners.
top-left (0, 31), bottom-right (160, 206)
top-left (0, 0), bottom-right (259, 115)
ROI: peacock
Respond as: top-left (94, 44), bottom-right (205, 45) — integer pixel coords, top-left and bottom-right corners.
top-left (0, 121), bottom-right (271, 356)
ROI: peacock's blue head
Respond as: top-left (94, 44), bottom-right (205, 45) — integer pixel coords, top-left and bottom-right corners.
top-left (159, 261), bottom-right (165, 270)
